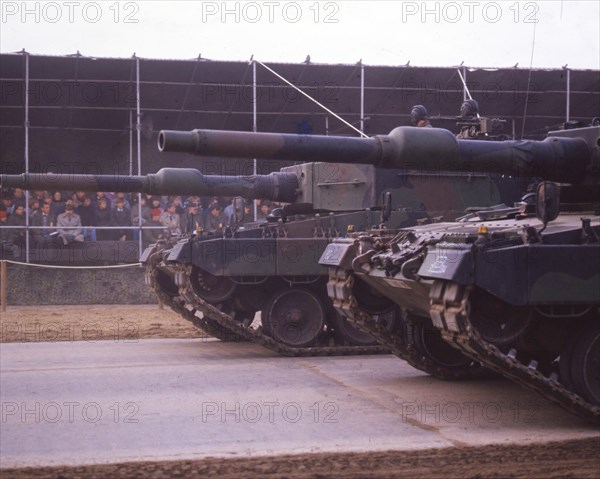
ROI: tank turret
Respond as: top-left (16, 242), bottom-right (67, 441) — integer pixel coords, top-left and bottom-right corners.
top-left (158, 126), bottom-right (597, 185)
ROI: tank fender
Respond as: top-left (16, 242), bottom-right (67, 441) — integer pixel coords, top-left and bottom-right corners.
top-left (139, 244), bottom-right (158, 264)
top-left (320, 240), bottom-right (357, 270)
top-left (417, 243), bottom-right (474, 284)
top-left (166, 239), bottom-right (193, 264)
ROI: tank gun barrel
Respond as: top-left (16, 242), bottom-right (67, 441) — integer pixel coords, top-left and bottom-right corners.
top-left (0, 168), bottom-right (299, 203)
top-left (159, 127), bottom-right (595, 184)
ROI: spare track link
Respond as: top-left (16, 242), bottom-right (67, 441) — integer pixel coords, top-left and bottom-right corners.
top-left (169, 264), bottom-right (386, 357)
top-left (429, 280), bottom-right (600, 424)
top-left (327, 268), bottom-right (490, 380)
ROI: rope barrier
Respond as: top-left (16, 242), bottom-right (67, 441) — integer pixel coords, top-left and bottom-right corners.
top-left (2, 260), bottom-right (142, 270)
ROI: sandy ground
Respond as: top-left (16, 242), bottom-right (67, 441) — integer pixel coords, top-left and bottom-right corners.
top-left (2, 439), bottom-right (599, 479)
top-left (0, 304), bottom-right (205, 343)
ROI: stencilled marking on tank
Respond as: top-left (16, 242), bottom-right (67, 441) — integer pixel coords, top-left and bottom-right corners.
top-left (320, 243), bottom-right (350, 265)
top-left (323, 245), bottom-right (339, 262)
top-left (427, 253), bottom-right (448, 274)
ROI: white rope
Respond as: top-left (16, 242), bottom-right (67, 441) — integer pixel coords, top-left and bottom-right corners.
top-left (254, 59), bottom-right (369, 138)
top-left (2, 260), bottom-right (142, 270)
top-left (521, 21), bottom-right (537, 139)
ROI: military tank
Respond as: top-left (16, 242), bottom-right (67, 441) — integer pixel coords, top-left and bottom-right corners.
top-left (142, 127), bottom-right (524, 368)
top-left (1, 126), bottom-right (528, 365)
top-left (317, 125), bottom-right (600, 422)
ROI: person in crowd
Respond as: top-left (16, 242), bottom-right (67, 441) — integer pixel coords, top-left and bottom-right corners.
top-left (257, 200), bottom-right (272, 221)
top-left (76, 195), bottom-right (96, 240)
top-left (72, 191), bottom-right (87, 208)
top-left (144, 208), bottom-right (165, 245)
top-left (56, 204), bottom-right (84, 245)
top-left (205, 203), bottom-right (226, 233)
top-left (42, 192), bottom-right (53, 209)
top-left (2, 194), bottom-right (15, 215)
top-left (92, 192), bottom-right (110, 209)
top-left (6, 204), bottom-right (27, 257)
top-left (114, 192), bottom-right (131, 210)
top-left (0, 209), bottom-right (8, 250)
top-left (131, 195), bottom-right (151, 241)
top-left (103, 191), bottom-right (116, 207)
top-left (32, 190), bottom-right (46, 206)
top-left (12, 188), bottom-right (27, 209)
top-left (28, 198), bottom-right (40, 218)
top-left (30, 202), bottom-right (56, 246)
top-left (187, 195), bottom-right (201, 206)
top-left (170, 195), bottom-right (185, 216)
top-left (148, 196), bottom-right (163, 214)
top-left (181, 201), bottom-right (202, 236)
top-left (226, 198), bottom-right (249, 226)
top-left (243, 203), bottom-right (252, 222)
top-left (50, 191), bottom-right (66, 217)
top-left (94, 197), bottom-right (112, 240)
top-left (112, 197), bottom-right (132, 240)
top-left (223, 197), bottom-right (235, 223)
top-left (203, 196), bottom-right (220, 226)
top-left (160, 201), bottom-right (181, 237)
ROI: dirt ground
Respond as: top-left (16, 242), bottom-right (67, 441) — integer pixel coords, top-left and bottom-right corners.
top-left (0, 304), bottom-right (206, 343)
top-left (2, 438), bottom-right (599, 479)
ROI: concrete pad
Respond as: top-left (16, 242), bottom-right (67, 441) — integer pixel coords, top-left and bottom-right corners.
top-left (1, 338), bottom-right (598, 467)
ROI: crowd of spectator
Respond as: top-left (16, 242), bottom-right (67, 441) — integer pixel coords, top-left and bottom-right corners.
top-left (0, 187), bottom-right (279, 258)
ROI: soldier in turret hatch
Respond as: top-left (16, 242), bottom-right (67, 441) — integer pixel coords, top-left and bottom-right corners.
top-left (457, 99), bottom-right (507, 140)
top-left (456, 99), bottom-right (480, 139)
top-left (410, 105), bottom-right (432, 128)
top-left (460, 98), bottom-right (479, 118)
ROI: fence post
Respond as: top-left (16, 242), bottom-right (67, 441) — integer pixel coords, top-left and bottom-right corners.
top-left (1, 260), bottom-right (7, 312)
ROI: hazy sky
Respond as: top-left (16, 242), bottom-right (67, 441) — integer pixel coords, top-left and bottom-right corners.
top-left (1, 0), bottom-right (599, 69)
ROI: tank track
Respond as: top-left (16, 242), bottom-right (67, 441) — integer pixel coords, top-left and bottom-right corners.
top-left (326, 268), bottom-right (491, 380)
top-left (148, 261), bottom-right (387, 357)
top-left (145, 263), bottom-right (242, 342)
top-left (429, 280), bottom-right (600, 424)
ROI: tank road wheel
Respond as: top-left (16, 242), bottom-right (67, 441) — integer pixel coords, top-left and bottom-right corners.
top-left (469, 290), bottom-right (533, 347)
top-left (262, 288), bottom-right (326, 348)
top-left (333, 307), bottom-right (403, 346)
top-left (190, 266), bottom-right (236, 303)
top-left (333, 311), bottom-right (377, 346)
top-left (217, 301), bottom-right (256, 327)
top-left (559, 329), bottom-right (580, 390)
top-left (570, 322), bottom-right (600, 405)
top-left (352, 279), bottom-right (396, 316)
top-left (412, 322), bottom-right (473, 370)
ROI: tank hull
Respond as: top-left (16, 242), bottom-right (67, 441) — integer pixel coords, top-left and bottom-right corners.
top-left (320, 126), bottom-right (600, 421)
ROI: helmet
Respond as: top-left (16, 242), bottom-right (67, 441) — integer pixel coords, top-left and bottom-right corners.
top-left (410, 105), bottom-right (428, 126)
top-left (460, 99), bottom-right (479, 117)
